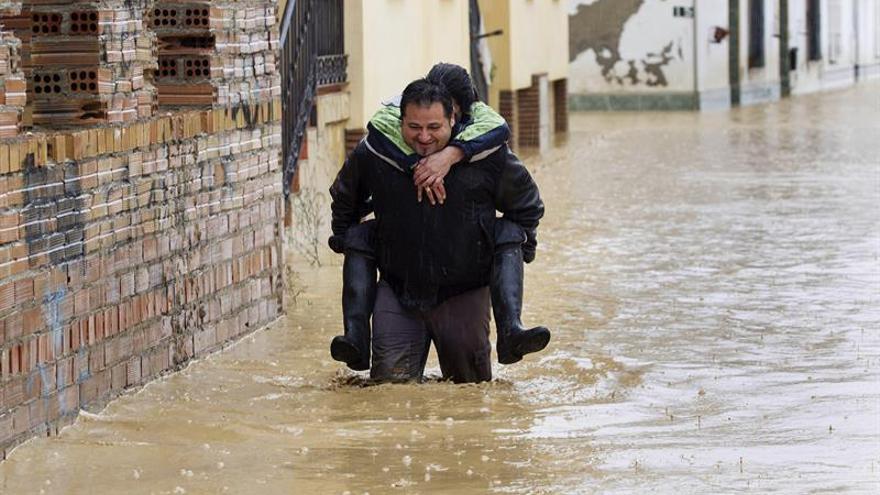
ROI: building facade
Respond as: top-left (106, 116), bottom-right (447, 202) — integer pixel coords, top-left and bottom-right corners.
top-left (478, 0), bottom-right (570, 151)
top-left (568, 0), bottom-right (880, 111)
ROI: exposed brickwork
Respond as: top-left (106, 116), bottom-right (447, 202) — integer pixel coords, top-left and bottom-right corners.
top-left (1, 1), bottom-right (157, 126)
top-left (516, 79), bottom-right (540, 148)
top-left (0, 1), bottom-right (24, 138)
top-left (498, 90), bottom-right (516, 151)
top-left (344, 127), bottom-right (365, 156)
top-left (0, 0), bottom-right (284, 458)
top-left (151, 1), bottom-right (280, 107)
top-left (0, 30), bottom-right (24, 138)
top-left (553, 78), bottom-right (568, 134)
top-left (501, 76), bottom-right (568, 150)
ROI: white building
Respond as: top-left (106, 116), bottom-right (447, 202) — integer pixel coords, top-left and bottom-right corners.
top-left (568, 0), bottom-right (880, 111)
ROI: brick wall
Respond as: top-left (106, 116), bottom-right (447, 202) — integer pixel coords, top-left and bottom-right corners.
top-left (0, 0), bottom-right (284, 458)
top-left (516, 80), bottom-right (540, 148)
top-left (500, 76), bottom-right (569, 150)
top-left (151, 1), bottom-right (278, 107)
top-left (2, 1), bottom-right (157, 126)
top-left (553, 78), bottom-right (568, 134)
top-left (498, 90), bottom-right (516, 151)
top-left (0, 1), bottom-right (23, 138)
top-left (344, 127), bottom-right (365, 156)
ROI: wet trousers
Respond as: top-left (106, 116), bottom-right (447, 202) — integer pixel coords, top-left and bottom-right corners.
top-left (370, 280), bottom-right (492, 384)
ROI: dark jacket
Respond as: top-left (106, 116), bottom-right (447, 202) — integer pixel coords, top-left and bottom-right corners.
top-left (330, 143), bottom-right (543, 311)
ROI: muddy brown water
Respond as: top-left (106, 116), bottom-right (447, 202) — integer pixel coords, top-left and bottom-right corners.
top-left (2, 84), bottom-right (879, 494)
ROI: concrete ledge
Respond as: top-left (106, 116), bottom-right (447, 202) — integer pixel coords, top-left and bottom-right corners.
top-left (698, 88), bottom-right (732, 111)
top-left (857, 62), bottom-right (880, 81)
top-left (740, 81), bottom-right (781, 107)
top-left (821, 65), bottom-right (856, 88)
top-left (569, 92), bottom-right (698, 111)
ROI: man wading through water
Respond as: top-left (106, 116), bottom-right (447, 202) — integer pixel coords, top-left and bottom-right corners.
top-left (329, 71), bottom-right (548, 383)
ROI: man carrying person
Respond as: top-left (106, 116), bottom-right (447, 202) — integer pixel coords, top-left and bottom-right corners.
top-left (329, 76), bottom-right (548, 383)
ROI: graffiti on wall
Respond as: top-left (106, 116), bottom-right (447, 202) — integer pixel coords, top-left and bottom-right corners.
top-left (569, 0), bottom-right (683, 87)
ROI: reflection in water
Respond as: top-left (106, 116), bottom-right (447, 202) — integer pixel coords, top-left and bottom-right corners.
top-left (1, 84), bottom-right (879, 494)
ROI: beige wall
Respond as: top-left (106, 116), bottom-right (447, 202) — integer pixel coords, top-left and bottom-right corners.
top-left (480, 0), bottom-right (568, 106)
top-left (345, 0), bottom-right (470, 130)
top-left (277, 0), bottom-right (288, 23)
top-left (480, 0), bottom-right (511, 95)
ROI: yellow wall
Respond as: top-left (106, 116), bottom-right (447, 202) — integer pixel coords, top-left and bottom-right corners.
top-left (479, 0), bottom-right (568, 105)
top-left (480, 0), bottom-right (511, 93)
top-left (345, 0), bottom-right (470, 130)
top-left (277, 0), bottom-right (288, 23)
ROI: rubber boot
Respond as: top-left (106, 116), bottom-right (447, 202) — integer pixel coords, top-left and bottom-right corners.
top-left (491, 244), bottom-right (551, 365)
top-left (330, 250), bottom-right (375, 370)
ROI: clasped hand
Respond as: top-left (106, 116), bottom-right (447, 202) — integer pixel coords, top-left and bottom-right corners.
top-left (414, 146), bottom-right (464, 205)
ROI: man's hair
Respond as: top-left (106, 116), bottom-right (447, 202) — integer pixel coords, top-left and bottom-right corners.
top-left (426, 63), bottom-right (477, 115)
top-left (399, 78), bottom-right (454, 119)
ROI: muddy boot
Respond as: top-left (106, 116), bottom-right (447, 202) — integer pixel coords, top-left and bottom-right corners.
top-left (330, 223), bottom-right (377, 371)
top-left (491, 225), bottom-right (550, 365)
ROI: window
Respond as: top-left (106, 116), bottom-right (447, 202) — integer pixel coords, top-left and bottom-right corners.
top-left (807, 0), bottom-right (822, 61)
top-left (827, 0), bottom-right (842, 64)
top-left (748, 0), bottom-right (765, 68)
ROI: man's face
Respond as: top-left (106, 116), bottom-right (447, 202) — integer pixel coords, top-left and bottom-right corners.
top-left (401, 102), bottom-right (454, 156)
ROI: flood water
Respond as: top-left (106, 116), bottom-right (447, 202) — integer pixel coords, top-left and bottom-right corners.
top-left (2, 84), bottom-right (879, 494)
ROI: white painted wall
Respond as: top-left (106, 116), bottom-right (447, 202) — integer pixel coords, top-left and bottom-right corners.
top-left (694, 0), bottom-right (730, 105)
top-left (568, 0), bottom-right (696, 95)
top-left (820, 0), bottom-right (857, 88)
top-left (855, 0), bottom-right (880, 79)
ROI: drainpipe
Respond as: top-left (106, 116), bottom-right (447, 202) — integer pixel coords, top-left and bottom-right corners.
top-left (780, 0), bottom-right (790, 97)
top-left (853, 0), bottom-right (860, 81)
top-left (692, 1), bottom-right (699, 110)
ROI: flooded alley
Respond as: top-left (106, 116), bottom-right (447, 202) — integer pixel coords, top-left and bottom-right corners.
top-left (1, 84), bottom-right (878, 494)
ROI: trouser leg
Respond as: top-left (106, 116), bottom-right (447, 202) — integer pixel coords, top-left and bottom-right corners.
top-left (428, 287), bottom-right (492, 384)
top-left (370, 281), bottom-right (431, 382)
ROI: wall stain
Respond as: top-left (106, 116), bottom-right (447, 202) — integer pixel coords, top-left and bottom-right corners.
top-left (569, 0), bottom-right (679, 88)
top-left (643, 41), bottom-right (675, 87)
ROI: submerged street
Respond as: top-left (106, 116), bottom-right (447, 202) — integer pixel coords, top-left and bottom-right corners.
top-left (1, 84), bottom-right (878, 494)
